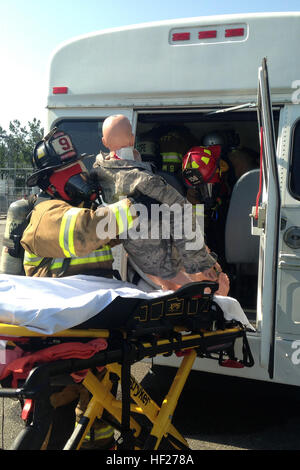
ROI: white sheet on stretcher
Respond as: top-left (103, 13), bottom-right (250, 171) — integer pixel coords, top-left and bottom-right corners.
top-left (0, 274), bottom-right (255, 335)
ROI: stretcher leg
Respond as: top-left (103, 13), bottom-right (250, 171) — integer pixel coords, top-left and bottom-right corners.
top-left (108, 360), bottom-right (191, 450)
top-left (143, 350), bottom-right (196, 450)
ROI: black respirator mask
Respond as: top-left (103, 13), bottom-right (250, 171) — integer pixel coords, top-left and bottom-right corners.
top-left (47, 161), bottom-right (101, 206)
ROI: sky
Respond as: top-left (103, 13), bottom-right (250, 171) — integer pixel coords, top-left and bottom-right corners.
top-left (0, 0), bottom-right (299, 132)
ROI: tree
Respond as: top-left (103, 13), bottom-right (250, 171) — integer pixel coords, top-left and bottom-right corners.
top-left (0, 119), bottom-right (44, 194)
top-left (0, 119), bottom-right (44, 169)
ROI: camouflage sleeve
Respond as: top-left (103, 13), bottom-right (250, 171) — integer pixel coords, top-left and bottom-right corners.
top-left (134, 174), bottom-right (216, 273)
top-left (134, 173), bottom-right (185, 206)
top-left (173, 234), bottom-right (216, 273)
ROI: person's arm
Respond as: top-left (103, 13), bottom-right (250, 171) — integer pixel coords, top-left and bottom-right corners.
top-left (21, 198), bottom-right (137, 258)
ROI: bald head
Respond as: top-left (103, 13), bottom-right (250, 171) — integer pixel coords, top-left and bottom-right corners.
top-left (102, 115), bottom-right (134, 152)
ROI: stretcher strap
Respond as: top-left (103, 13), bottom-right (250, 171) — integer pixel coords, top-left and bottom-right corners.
top-left (241, 332), bottom-right (254, 367)
top-left (118, 341), bottom-right (135, 450)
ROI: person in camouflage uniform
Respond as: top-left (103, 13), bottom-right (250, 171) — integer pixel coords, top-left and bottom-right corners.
top-left (93, 115), bottom-right (222, 284)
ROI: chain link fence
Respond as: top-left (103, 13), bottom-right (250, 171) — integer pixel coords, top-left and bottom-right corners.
top-left (0, 168), bottom-right (33, 217)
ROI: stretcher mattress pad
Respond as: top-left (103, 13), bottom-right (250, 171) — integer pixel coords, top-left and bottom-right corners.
top-left (0, 274), bottom-right (254, 335)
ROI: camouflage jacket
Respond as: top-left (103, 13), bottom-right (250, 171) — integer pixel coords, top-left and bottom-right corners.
top-left (93, 153), bottom-right (215, 279)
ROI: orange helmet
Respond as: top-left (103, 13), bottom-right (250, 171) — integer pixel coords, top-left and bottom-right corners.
top-left (182, 145), bottom-right (222, 188)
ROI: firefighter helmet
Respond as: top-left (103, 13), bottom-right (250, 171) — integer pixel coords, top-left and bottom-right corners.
top-left (27, 128), bottom-right (81, 187)
top-left (202, 132), bottom-right (225, 147)
top-left (27, 128), bottom-right (99, 204)
top-left (202, 130), bottom-right (240, 150)
top-left (182, 145), bottom-right (222, 188)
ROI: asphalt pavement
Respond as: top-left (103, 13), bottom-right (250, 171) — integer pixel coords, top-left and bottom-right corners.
top-left (1, 217), bottom-right (300, 451)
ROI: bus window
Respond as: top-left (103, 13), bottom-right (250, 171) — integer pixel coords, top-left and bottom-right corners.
top-left (289, 120), bottom-right (300, 200)
top-left (56, 119), bottom-right (108, 169)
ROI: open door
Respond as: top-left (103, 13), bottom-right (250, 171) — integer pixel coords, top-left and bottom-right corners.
top-left (255, 58), bottom-right (281, 378)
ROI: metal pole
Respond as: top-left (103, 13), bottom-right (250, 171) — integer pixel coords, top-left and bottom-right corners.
top-left (0, 134), bottom-right (9, 209)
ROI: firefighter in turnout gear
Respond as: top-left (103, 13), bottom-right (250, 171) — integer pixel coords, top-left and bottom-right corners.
top-left (21, 127), bottom-right (138, 450)
top-left (182, 141), bottom-right (232, 269)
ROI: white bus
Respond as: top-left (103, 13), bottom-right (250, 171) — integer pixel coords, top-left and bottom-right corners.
top-left (46, 11), bottom-right (300, 387)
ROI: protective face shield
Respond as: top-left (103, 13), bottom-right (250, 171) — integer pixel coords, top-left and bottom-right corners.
top-left (182, 145), bottom-right (222, 207)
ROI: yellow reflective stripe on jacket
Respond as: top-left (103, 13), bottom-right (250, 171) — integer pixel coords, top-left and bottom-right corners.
top-left (192, 204), bottom-right (205, 218)
top-left (59, 207), bottom-right (82, 257)
top-left (75, 422), bottom-right (114, 442)
top-left (24, 246), bottom-right (113, 271)
top-left (23, 251), bottom-right (43, 266)
top-left (110, 200), bottom-right (134, 235)
top-left (84, 424), bottom-right (114, 441)
top-left (50, 246), bottom-right (113, 270)
top-left (161, 152), bottom-right (182, 163)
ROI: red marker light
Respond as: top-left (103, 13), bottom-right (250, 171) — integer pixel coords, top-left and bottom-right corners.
top-left (225, 28), bottom-right (244, 38)
top-left (172, 32), bottom-right (190, 41)
top-left (198, 30), bottom-right (217, 39)
top-left (220, 359), bottom-right (244, 368)
top-left (21, 399), bottom-right (34, 421)
top-left (53, 87), bottom-right (68, 94)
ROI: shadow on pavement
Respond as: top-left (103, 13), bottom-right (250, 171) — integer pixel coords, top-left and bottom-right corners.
top-left (141, 365), bottom-right (300, 450)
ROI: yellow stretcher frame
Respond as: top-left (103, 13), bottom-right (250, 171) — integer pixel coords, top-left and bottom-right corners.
top-left (0, 322), bottom-right (248, 450)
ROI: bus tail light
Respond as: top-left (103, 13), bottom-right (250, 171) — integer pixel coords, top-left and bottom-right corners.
top-left (53, 87), bottom-right (68, 94)
top-left (225, 28), bottom-right (245, 37)
top-left (198, 30), bottom-right (217, 39)
top-left (172, 32), bottom-right (190, 41)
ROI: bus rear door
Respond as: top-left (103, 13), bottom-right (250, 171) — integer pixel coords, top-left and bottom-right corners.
top-left (255, 58), bottom-right (281, 379)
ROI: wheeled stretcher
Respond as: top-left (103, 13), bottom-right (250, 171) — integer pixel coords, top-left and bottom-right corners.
top-left (0, 277), bottom-right (254, 450)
